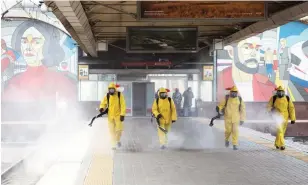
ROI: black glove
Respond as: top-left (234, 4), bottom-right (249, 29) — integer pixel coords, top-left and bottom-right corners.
top-left (120, 116), bottom-right (125, 122)
top-left (240, 121), bottom-right (244, 125)
top-left (271, 108), bottom-right (276, 113)
top-left (172, 120), bottom-right (176, 123)
top-left (291, 120), bottom-right (295, 124)
top-left (156, 114), bottom-right (163, 119)
top-left (99, 108), bottom-right (104, 113)
top-left (215, 106), bottom-right (220, 113)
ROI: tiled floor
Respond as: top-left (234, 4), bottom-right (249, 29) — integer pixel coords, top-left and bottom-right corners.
top-left (110, 118), bottom-right (308, 185)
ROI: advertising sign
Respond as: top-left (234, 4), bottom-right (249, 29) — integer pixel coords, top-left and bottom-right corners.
top-left (138, 1), bottom-right (266, 20)
top-left (78, 65), bottom-right (89, 80)
top-left (203, 65), bottom-right (214, 81)
top-left (126, 27), bottom-right (198, 53)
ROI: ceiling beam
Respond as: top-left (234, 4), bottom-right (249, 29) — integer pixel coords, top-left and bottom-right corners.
top-left (223, 1), bottom-right (308, 45)
top-left (90, 69), bottom-right (200, 75)
top-left (92, 26), bottom-right (234, 33)
top-left (45, 1), bottom-right (88, 54)
top-left (82, 2), bottom-right (136, 6)
top-left (53, 0), bottom-right (97, 57)
top-left (87, 13), bottom-right (136, 21)
top-left (88, 1), bottom-right (137, 18)
top-left (92, 22), bottom-right (238, 27)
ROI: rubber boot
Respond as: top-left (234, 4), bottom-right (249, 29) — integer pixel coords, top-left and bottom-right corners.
top-left (117, 142), bottom-right (122, 148)
top-left (280, 146), bottom-right (285, 150)
top-left (225, 141), bottom-right (230, 148)
top-left (160, 145), bottom-right (166, 150)
top-left (233, 145), bottom-right (238, 150)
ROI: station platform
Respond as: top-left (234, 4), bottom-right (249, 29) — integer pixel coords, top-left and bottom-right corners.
top-left (79, 117), bottom-right (308, 185)
top-left (2, 118), bottom-right (308, 185)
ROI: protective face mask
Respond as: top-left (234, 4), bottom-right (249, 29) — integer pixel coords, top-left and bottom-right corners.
top-left (159, 92), bottom-right (167, 99)
top-left (277, 91), bottom-right (285, 98)
top-left (230, 91), bottom-right (238, 98)
top-left (109, 88), bottom-right (115, 95)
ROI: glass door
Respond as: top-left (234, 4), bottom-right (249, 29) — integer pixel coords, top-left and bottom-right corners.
top-left (146, 82), bottom-right (155, 116)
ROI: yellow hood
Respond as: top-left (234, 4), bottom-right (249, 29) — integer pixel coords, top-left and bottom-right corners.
top-left (158, 88), bottom-right (167, 93)
top-left (229, 86), bottom-right (238, 92)
top-left (108, 83), bottom-right (116, 89)
top-left (275, 86), bottom-right (285, 91)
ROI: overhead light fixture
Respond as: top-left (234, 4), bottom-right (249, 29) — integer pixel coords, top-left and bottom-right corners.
top-left (38, 1), bottom-right (51, 12)
top-left (40, 3), bottom-right (48, 12)
top-left (299, 16), bottom-right (308, 21)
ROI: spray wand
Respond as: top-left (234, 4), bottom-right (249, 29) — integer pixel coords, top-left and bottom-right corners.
top-left (209, 106), bottom-right (224, 127)
top-left (156, 117), bottom-right (168, 133)
top-left (88, 108), bottom-right (108, 127)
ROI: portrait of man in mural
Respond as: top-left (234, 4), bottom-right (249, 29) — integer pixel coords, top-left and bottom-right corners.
top-left (219, 35), bottom-right (276, 101)
top-left (1, 20), bottom-right (77, 102)
top-left (217, 21), bottom-right (308, 102)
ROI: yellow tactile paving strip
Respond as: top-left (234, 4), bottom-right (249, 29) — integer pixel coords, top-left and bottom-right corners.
top-left (83, 154), bottom-right (114, 185)
top-left (212, 121), bottom-right (308, 163)
top-left (83, 119), bottom-right (114, 185)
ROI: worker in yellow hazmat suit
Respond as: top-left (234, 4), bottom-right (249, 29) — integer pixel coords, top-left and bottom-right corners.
top-left (267, 86), bottom-right (296, 150)
top-left (217, 86), bottom-right (246, 150)
top-left (99, 82), bottom-right (126, 150)
top-left (152, 88), bottom-right (177, 149)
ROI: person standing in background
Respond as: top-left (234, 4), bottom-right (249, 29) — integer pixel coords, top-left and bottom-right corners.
top-left (155, 89), bottom-right (159, 99)
top-left (172, 88), bottom-right (182, 115)
top-left (183, 87), bottom-right (194, 117)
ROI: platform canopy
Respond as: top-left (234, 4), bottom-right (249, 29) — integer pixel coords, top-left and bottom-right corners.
top-left (44, 1), bottom-right (308, 57)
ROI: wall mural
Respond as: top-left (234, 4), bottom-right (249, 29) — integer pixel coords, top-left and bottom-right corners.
top-left (1, 19), bottom-right (78, 102)
top-left (217, 22), bottom-right (308, 102)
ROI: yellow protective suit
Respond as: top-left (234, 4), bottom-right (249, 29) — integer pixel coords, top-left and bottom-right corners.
top-left (100, 83), bottom-right (126, 146)
top-left (152, 88), bottom-right (177, 145)
top-left (218, 86), bottom-right (246, 146)
top-left (267, 86), bottom-right (296, 148)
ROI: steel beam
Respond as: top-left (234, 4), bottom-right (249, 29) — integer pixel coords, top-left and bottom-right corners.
top-left (89, 69), bottom-right (200, 74)
top-left (92, 1), bottom-right (137, 19)
top-left (53, 0), bottom-right (97, 57)
top-left (45, 1), bottom-right (90, 53)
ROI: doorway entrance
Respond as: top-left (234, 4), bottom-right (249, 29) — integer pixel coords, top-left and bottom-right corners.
top-left (132, 82), bottom-right (154, 116)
